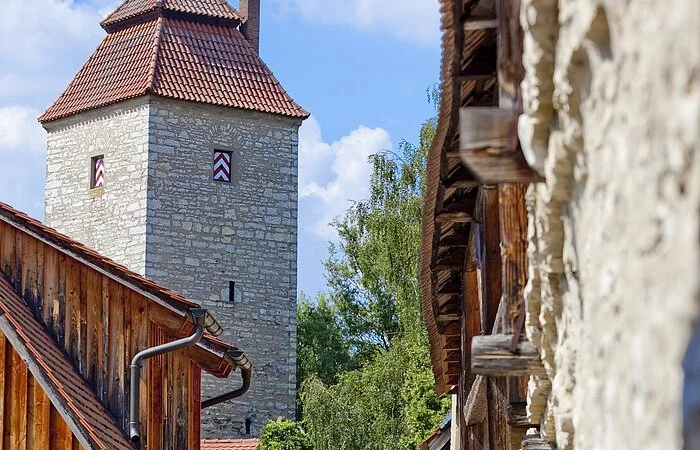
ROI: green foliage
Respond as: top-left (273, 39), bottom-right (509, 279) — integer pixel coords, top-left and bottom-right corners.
top-left (298, 115), bottom-right (449, 449)
top-left (297, 292), bottom-right (357, 388)
top-left (301, 337), bottom-right (446, 450)
top-left (258, 418), bottom-right (313, 450)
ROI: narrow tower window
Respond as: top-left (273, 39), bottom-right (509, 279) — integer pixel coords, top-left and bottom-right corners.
top-left (91, 155), bottom-right (105, 189)
top-left (229, 281), bottom-right (236, 302)
top-left (245, 418), bottom-right (252, 435)
top-left (213, 150), bottom-right (232, 182)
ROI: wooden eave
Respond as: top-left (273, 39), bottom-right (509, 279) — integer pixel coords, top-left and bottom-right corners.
top-left (0, 203), bottom-right (236, 378)
top-left (420, 0), bottom-right (500, 396)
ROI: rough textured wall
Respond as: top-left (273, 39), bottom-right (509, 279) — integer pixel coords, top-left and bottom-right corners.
top-left (44, 98), bottom-right (150, 274)
top-left (146, 97), bottom-right (300, 438)
top-left (521, 0), bottom-right (700, 449)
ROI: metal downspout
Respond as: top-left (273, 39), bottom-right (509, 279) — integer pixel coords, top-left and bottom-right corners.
top-left (128, 308), bottom-right (209, 443)
top-left (201, 350), bottom-right (253, 408)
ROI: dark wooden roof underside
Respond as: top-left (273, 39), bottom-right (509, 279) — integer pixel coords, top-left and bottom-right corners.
top-left (420, 0), bottom-right (499, 395)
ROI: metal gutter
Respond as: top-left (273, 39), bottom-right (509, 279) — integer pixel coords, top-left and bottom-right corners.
top-left (129, 308), bottom-right (216, 442)
top-left (201, 350), bottom-right (253, 408)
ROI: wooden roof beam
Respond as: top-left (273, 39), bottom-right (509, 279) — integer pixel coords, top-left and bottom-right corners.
top-left (459, 107), bottom-right (544, 184)
top-left (436, 195), bottom-right (477, 223)
top-left (442, 164), bottom-right (480, 190)
top-left (470, 334), bottom-right (546, 377)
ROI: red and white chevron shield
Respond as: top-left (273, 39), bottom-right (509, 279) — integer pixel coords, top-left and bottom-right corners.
top-left (213, 151), bottom-right (231, 182)
top-left (94, 157), bottom-right (105, 188)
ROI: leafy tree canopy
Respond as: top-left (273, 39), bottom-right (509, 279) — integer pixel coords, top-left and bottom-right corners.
top-left (295, 97), bottom-right (449, 449)
top-left (258, 418), bottom-right (313, 450)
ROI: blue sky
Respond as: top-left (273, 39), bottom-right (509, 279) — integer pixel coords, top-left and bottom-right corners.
top-left (0, 0), bottom-right (441, 297)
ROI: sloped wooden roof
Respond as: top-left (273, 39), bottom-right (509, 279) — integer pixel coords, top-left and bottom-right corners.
top-left (40, 0), bottom-right (308, 123)
top-left (0, 201), bottom-right (237, 377)
top-left (0, 277), bottom-right (134, 449)
top-left (420, 0), bottom-right (498, 395)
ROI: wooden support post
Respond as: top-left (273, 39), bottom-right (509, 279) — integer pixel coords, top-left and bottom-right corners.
top-left (498, 183), bottom-right (530, 433)
top-left (471, 335), bottom-right (546, 377)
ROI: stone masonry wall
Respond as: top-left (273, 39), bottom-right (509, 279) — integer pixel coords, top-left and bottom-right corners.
top-left (520, 1), bottom-right (700, 449)
top-left (146, 97), bottom-right (301, 438)
top-left (44, 98), bottom-right (150, 274)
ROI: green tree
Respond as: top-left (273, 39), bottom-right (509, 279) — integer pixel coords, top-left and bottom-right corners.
top-left (258, 418), bottom-right (313, 450)
top-left (300, 113), bottom-right (449, 449)
top-left (296, 293), bottom-right (357, 402)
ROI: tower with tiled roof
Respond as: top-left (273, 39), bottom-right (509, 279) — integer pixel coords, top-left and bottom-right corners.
top-left (40, 0), bottom-right (306, 438)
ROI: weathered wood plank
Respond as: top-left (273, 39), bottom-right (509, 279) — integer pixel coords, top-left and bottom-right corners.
top-left (50, 406), bottom-right (73, 450)
top-left (12, 348), bottom-right (28, 450)
top-left (0, 332), bottom-right (5, 450)
top-left (86, 268), bottom-right (102, 391)
top-left (78, 265), bottom-right (89, 376)
top-left (131, 292), bottom-right (148, 445)
top-left (481, 187), bottom-right (502, 333)
top-left (174, 349), bottom-right (188, 448)
top-left (100, 276), bottom-right (110, 404)
top-left (31, 378), bottom-right (51, 450)
top-left (108, 280), bottom-right (125, 426)
top-left (487, 377), bottom-right (509, 450)
top-left (64, 257), bottom-right (81, 369)
top-left (471, 335), bottom-right (546, 377)
top-left (55, 254), bottom-right (66, 347)
top-left (499, 183), bottom-right (530, 421)
top-left (35, 242), bottom-right (45, 322)
top-left (42, 248), bottom-right (58, 332)
top-left (148, 324), bottom-right (164, 450)
top-left (188, 361), bottom-right (201, 450)
top-left (21, 233), bottom-right (39, 319)
top-left (122, 283), bottom-right (132, 432)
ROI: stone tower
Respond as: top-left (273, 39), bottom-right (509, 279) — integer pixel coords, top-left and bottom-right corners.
top-left (39, 0), bottom-right (307, 438)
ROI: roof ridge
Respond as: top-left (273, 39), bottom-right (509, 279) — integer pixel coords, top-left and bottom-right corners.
top-left (102, 0), bottom-right (243, 32)
top-left (146, 16), bottom-right (165, 93)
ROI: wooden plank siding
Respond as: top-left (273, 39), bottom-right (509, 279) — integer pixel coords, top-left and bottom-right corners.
top-left (0, 331), bottom-right (84, 450)
top-left (0, 220), bottom-right (202, 449)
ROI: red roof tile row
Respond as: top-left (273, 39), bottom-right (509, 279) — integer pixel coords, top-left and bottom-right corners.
top-left (40, 2), bottom-right (307, 123)
top-left (0, 277), bottom-right (134, 449)
top-left (201, 439), bottom-right (260, 450)
top-left (101, 0), bottom-right (243, 29)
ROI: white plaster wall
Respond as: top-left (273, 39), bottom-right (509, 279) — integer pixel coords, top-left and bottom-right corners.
top-left (522, 1), bottom-right (700, 448)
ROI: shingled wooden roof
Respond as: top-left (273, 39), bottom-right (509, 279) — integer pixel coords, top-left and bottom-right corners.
top-left (39, 0), bottom-right (308, 123)
top-left (0, 201), bottom-right (237, 376)
top-left (0, 277), bottom-right (134, 449)
top-left (420, 0), bottom-right (498, 396)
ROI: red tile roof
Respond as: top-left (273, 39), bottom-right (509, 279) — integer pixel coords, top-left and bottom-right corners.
top-left (40, 2), bottom-right (307, 123)
top-left (201, 438), bottom-right (260, 449)
top-left (102, 0), bottom-right (243, 30)
top-left (0, 277), bottom-right (134, 450)
top-left (0, 201), bottom-right (235, 360)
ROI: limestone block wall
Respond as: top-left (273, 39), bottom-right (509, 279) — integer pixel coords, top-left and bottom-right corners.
top-left (146, 97), bottom-right (301, 438)
top-left (44, 98), bottom-right (150, 274)
top-left (520, 1), bottom-right (700, 449)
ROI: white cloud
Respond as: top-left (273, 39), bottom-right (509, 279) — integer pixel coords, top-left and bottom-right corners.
top-left (0, 0), bottom-right (113, 216)
top-left (0, 107), bottom-right (45, 152)
top-left (299, 116), bottom-right (392, 239)
top-left (271, 0), bottom-right (440, 46)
